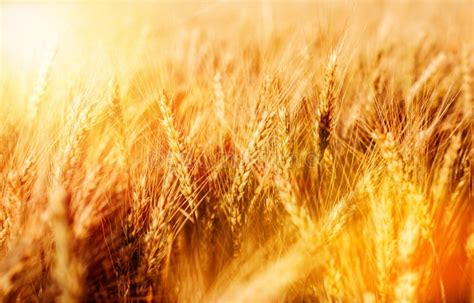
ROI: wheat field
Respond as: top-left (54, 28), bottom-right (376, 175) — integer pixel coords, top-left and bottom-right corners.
top-left (0, 1), bottom-right (472, 302)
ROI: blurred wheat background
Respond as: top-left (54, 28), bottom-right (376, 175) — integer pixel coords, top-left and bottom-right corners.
top-left (0, 1), bottom-right (472, 302)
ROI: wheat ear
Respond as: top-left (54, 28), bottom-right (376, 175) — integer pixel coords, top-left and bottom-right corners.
top-left (214, 72), bottom-right (227, 126)
top-left (27, 36), bottom-right (57, 123)
top-left (274, 107), bottom-right (314, 239)
top-left (461, 48), bottom-right (472, 120)
top-left (158, 91), bottom-right (197, 216)
top-left (372, 132), bottom-right (399, 299)
top-left (315, 52), bottom-right (337, 162)
top-left (54, 96), bottom-right (93, 188)
top-left (432, 133), bottom-right (462, 204)
top-left (230, 110), bottom-right (275, 203)
top-left (225, 110), bottom-right (275, 253)
top-left (406, 52), bottom-right (446, 106)
top-left (0, 157), bottom-right (35, 249)
top-left (141, 205), bottom-right (171, 278)
top-left (108, 78), bottom-right (128, 168)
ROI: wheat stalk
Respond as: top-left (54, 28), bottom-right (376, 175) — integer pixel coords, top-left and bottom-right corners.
top-left (49, 184), bottom-right (83, 303)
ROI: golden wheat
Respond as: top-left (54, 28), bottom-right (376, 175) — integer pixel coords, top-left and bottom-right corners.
top-left (158, 91), bottom-right (197, 216)
top-left (0, 2), bottom-right (471, 302)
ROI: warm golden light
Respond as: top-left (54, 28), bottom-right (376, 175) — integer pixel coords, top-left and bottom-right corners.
top-left (1, 3), bottom-right (62, 66)
top-left (0, 1), bottom-right (472, 302)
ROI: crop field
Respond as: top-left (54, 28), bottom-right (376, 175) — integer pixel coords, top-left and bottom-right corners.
top-left (0, 1), bottom-right (472, 302)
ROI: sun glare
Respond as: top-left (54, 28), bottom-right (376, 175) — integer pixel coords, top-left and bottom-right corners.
top-left (1, 3), bottom-right (65, 67)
